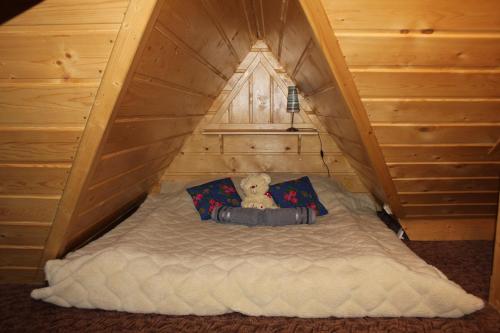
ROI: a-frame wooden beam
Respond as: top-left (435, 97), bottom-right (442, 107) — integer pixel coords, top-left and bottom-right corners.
top-left (299, 0), bottom-right (404, 217)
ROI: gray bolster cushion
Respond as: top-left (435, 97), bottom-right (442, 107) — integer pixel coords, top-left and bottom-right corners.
top-left (211, 206), bottom-right (316, 227)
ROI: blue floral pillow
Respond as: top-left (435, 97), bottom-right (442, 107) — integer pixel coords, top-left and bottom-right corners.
top-left (186, 178), bottom-right (242, 220)
top-left (268, 176), bottom-right (328, 216)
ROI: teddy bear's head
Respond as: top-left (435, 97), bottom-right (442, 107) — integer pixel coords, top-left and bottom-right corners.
top-left (240, 173), bottom-right (272, 196)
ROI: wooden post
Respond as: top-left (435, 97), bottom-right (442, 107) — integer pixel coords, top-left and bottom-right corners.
top-left (489, 192), bottom-right (500, 311)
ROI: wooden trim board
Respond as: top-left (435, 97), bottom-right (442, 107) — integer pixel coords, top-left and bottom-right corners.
top-left (489, 192), bottom-right (500, 311)
top-left (400, 218), bottom-right (496, 241)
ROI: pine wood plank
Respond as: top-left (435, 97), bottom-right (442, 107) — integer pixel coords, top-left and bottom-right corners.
top-left (400, 217), bottom-right (495, 241)
top-left (103, 116), bottom-right (202, 154)
top-left (352, 70), bottom-right (500, 98)
top-left (0, 267), bottom-right (39, 284)
top-left (0, 81), bottom-right (98, 125)
top-left (394, 177), bottom-right (499, 192)
top-left (0, 25), bottom-right (119, 79)
top-left (374, 124), bottom-right (500, 145)
top-left (388, 162), bottom-right (500, 178)
top-left (0, 247), bottom-right (43, 267)
top-left (0, 222), bottom-right (50, 246)
top-left (118, 75), bottom-right (214, 118)
top-left (321, 0), bottom-right (500, 31)
top-left (3, 0), bottom-right (129, 25)
top-left (0, 164), bottom-right (70, 195)
top-left (338, 32), bottom-right (500, 67)
top-left (403, 203), bottom-right (498, 216)
top-left (0, 196), bottom-right (59, 222)
top-left (382, 145), bottom-right (500, 162)
top-left (364, 98), bottom-right (500, 123)
top-left (399, 192), bottom-right (499, 205)
top-left (489, 192), bottom-right (500, 310)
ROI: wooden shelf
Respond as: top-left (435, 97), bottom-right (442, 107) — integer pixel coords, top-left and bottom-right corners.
top-left (202, 128), bottom-right (318, 135)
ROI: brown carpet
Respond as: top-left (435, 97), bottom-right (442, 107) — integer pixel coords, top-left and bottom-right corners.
top-left (1, 241), bottom-right (499, 333)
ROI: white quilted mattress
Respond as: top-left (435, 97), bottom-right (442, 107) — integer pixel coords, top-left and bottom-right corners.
top-left (32, 175), bottom-right (483, 318)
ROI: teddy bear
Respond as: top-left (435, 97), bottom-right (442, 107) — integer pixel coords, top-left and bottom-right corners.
top-left (240, 173), bottom-right (278, 210)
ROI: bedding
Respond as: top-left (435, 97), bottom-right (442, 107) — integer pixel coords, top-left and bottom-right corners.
top-left (269, 176), bottom-right (328, 216)
top-left (211, 206), bottom-right (316, 226)
top-left (31, 175), bottom-right (483, 318)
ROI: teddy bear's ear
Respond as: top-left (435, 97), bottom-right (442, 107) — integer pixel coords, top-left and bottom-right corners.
top-left (260, 173), bottom-right (271, 184)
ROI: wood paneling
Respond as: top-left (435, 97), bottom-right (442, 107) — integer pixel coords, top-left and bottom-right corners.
top-left (0, 0), bottom-right (130, 283)
top-left (321, 0), bottom-right (500, 31)
top-left (400, 218), bottom-right (495, 241)
top-left (0, 25), bottom-right (118, 79)
top-left (352, 70), bottom-right (500, 98)
top-left (394, 178), bottom-right (499, 193)
top-left (382, 145), bottom-right (500, 163)
top-left (403, 203), bottom-right (498, 216)
top-left (364, 98), bottom-right (500, 123)
top-left (388, 162), bottom-right (500, 178)
top-left (399, 192), bottom-right (499, 205)
top-left (0, 223), bottom-right (50, 246)
top-left (490, 193), bottom-right (500, 311)
top-left (338, 32), bottom-right (500, 67)
top-left (4, 0), bottom-right (128, 25)
top-left (0, 196), bottom-right (59, 223)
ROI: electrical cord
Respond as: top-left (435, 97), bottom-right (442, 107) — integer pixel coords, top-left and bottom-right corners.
top-left (317, 132), bottom-right (331, 177)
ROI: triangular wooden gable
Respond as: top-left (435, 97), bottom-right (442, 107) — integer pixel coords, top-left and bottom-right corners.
top-left (205, 41), bottom-right (315, 131)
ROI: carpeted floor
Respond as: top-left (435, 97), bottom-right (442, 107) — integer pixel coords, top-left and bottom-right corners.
top-left (1, 241), bottom-right (499, 332)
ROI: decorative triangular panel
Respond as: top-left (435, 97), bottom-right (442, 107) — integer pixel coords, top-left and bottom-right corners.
top-left (205, 41), bottom-right (315, 131)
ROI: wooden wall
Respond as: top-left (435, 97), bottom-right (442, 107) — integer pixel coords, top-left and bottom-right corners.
top-left (39, 0), bottom-right (253, 262)
top-left (321, 0), bottom-right (500, 237)
top-left (257, 0), bottom-right (402, 211)
top-left (163, 42), bottom-right (367, 193)
top-left (0, 0), bottom-right (129, 283)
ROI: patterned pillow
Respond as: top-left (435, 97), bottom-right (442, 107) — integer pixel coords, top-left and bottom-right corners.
top-left (186, 178), bottom-right (242, 220)
top-left (268, 176), bottom-right (328, 216)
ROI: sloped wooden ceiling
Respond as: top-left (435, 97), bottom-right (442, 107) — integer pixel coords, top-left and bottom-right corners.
top-left (319, 0), bottom-right (500, 238)
top-left (0, 0), bottom-right (130, 283)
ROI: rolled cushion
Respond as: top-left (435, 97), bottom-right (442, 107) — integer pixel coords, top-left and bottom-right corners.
top-left (211, 206), bottom-right (316, 226)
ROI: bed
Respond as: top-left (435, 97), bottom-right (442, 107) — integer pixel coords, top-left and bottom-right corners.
top-left (31, 175), bottom-right (483, 318)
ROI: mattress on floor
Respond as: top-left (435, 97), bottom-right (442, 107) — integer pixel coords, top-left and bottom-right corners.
top-left (31, 175), bottom-right (483, 318)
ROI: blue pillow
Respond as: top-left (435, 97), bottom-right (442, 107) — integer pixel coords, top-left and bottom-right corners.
top-left (268, 176), bottom-right (328, 216)
top-left (186, 178), bottom-right (242, 220)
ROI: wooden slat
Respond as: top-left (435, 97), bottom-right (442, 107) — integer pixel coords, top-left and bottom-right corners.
top-left (352, 70), bottom-right (500, 98)
top-left (93, 136), bottom-right (186, 184)
top-left (382, 145), bottom-right (500, 162)
top-left (204, 0), bottom-right (252, 61)
top-left (399, 192), bottom-right (499, 205)
top-left (394, 178), bottom-right (499, 192)
top-left (0, 164), bottom-right (70, 195)
top-left (388, 162), bottom-right (500, 178)
top-left (0, 222), bottom-right (50, 246)
top-left (3, 0), bottom-right (129, 25)
top-left (136, 27), bottom-right (225, 97)
top-left (103, 116), bottom-right (202, 154)
top-left (0, 25), bottom-right (119, 79)
top-left (489, 192), bottom-right (500, 311)
top-left (0, 247), bottom-right (43, 267)
top-left (261, 0), bottom-right (285, 57)
top-left (364, 98), bottom-right (500, 123)
top-left (118, 75), bottom-right (214, 118)
top-left (223, 135), bottom-right (298, 153)
top-left (294, 43), bottom-right (332, 95)
top-left (403, 203), bottom-right (498, 216)
top-left (0, 80), bottom-right (97, 125)
top-left (280, 0), bottom-right (311, 74)
top-left (300, 0), bottom-right (404, 215)
top-left (337, 32), bottom-right (500, 67)
top-left (0, 196), bottom-right (59, 222)
top-left (81, 153), bottom-right (176, 211)
top-left (400, 218), bottom-right (495, 241)
top-left (167, 153), bottom-right (352, 174)
top-left (0, 128), bottom-right (81, 162)
top-left (0, 267), bottom-right (39, 284)
top-left (41, 0), bottom-right (165, 261)
top-left (374, 124), bottom-right (500, 144)
top-left (321, 0), bottom-right (500, 31)
top-left (157, 0), bottom-right (238, 79)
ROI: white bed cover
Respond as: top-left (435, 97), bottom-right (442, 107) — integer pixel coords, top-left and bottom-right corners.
top-left (32, 175), bottom-right (483, 318)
